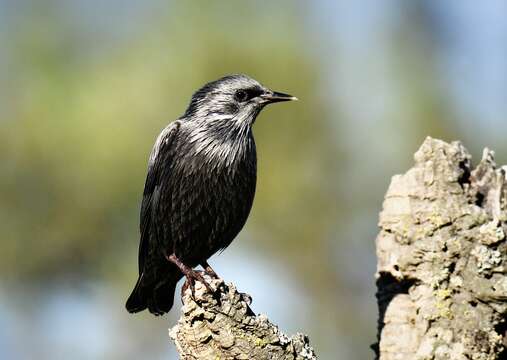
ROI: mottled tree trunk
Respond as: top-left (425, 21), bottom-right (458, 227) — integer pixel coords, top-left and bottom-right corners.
top-left (374, 137), bottom-right (507, 359)
top-left (169, 279), bottom-right (316, 359)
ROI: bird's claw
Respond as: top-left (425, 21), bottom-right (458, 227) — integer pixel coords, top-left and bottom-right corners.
top-left (200, 260), bottom-right (220, 279)
top-left (181, 269), bottom-right (214, 299)
top-left (202, 264), bottom-right (220, 279)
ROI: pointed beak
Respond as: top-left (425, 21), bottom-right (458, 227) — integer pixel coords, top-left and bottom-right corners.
top-left (260, 91), bottom-right (298, 104)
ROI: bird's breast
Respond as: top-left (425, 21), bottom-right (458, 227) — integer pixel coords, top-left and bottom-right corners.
top-left (167, 133), bottom-right (257, 260)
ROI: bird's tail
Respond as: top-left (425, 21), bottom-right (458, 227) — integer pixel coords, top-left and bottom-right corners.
top-left (125, 271), bottom-right (182, 316)
top-left (125, 274), bottom-right (148, 313)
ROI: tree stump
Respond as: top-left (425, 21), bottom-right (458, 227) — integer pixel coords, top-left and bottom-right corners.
top-left (374, 137), bottom-right (507, 359)
top-left (169, 278), bottom-right (316, 359)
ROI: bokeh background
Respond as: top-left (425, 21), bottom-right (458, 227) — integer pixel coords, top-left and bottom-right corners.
top-left (1, 1), bottom-right (506, 359)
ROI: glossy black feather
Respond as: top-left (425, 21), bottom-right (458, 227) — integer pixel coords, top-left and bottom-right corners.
top-left (126, 74), bottom-right (293, 315)
top-left (126, 121), bottom-right (183, 314)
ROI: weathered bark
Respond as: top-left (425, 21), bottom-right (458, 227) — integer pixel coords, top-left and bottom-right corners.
top-left (374, 137), bottom-right (507, 359)
top-left (169, 278), bottom-right (316, 360)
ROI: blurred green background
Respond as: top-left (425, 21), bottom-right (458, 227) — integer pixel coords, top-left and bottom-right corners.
top-left (1, 1), bottom-right (506, 359)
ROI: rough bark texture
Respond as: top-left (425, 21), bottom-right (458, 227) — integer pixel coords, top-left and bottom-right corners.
top-left (169, 278), bottom-right (316, 359)
top-left (374, 137), bottom-right (507, 360)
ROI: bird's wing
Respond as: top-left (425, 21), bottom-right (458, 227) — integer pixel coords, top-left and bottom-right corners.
top-left (138, 120), bottom-right (181, 274)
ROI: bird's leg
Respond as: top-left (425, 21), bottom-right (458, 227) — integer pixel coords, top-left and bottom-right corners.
top-left (165, 254), bottom-right (213, 297)
top-left (201, 260), bottom-right (220, 279)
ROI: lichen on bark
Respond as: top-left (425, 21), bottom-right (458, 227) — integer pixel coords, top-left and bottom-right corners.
top-left (169, 278), bottom-right (316, 360)
top-left (374, 137), bottom-right (507, 360)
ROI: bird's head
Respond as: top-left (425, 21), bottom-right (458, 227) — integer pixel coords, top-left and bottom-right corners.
top-left (183, 74), bottom-right (297, 128)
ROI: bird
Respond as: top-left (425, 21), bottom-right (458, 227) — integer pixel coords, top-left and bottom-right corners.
top-left (125, 74), bottom-right (297, 315)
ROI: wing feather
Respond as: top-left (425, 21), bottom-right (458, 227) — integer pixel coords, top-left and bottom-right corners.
top-left (137, 120), bottom-right (181, 274)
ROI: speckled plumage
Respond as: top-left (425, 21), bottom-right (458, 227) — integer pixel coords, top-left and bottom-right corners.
top-left (126, 75), bottom-right (296, 315)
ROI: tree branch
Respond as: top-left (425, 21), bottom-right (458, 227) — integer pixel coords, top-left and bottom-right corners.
top-left (169, 278), bottom-right (317, 359)
top-left (374, 137), bottom-right (507, 359)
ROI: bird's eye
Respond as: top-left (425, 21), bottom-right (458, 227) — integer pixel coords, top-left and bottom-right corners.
top-left (234, 90), bottom-right (249, 102)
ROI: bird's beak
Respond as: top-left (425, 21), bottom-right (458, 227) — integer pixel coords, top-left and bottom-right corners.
top-left (260, 91), bottom-right (298, 104)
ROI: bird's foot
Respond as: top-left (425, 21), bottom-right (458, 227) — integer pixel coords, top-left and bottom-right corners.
top-left (180, 270), bottom-right (214, 299)
top-left (166, 254), bottom-right (214, 299)
top-left (201, 260), bottom-right (220, 279)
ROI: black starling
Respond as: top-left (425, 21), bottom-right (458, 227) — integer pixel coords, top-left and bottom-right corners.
top-left (126, 74), bottom-right (297, 315)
